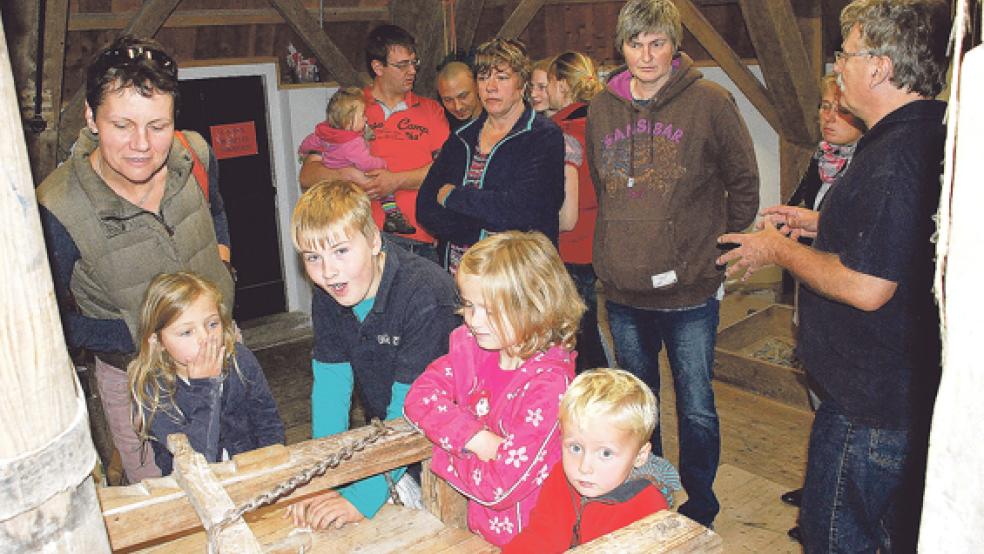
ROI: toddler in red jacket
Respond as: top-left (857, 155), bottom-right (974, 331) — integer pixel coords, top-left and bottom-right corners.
top-left (504, 368), bottom-right (679, 552)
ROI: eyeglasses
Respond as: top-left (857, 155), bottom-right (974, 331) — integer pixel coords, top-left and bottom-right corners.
top-left (819, 101), bottom-right (853, 116)
top-left (834, 50), bottom-right (874, 64)
top-left (387, 58), bottom-right (421, 72)
top-left (98, 45), bottom-right (177, 76)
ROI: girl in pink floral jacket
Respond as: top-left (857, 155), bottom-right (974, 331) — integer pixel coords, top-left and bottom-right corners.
top-left (405, 231), bottom-right (586, 547)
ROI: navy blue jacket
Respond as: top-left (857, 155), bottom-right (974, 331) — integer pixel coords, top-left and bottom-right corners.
top-left (148, 344), bottom-right (285, 475)
top-left (416, 104), bottom-right (565, 253)
top-left (312, 237), bottom-right (460, 421)
top-left (799, 100), bottom-right (944, 428)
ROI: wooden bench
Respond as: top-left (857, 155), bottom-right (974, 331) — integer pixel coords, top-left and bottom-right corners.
top-left (96, 418), bottom-right (721, 552)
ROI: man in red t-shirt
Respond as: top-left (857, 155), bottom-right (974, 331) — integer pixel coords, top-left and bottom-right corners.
top-left (299, 25), bottom-right (449, 261)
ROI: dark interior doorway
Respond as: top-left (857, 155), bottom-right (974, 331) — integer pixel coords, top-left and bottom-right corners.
top-left (177, 75), bottom-right (286, 321)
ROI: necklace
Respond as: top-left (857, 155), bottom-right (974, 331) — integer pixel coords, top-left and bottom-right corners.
top-left (94, 154), bottom-right (160, 208)
top-left (133, 181), bottom-right (159, 208)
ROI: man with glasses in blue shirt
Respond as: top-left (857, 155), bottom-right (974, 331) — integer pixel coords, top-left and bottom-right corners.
top-left (300, 25), bottom-right (449, 263)
top-left (718, 0), bottom-right (950, 551)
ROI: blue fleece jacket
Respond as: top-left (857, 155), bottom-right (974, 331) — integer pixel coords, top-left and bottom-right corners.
top-left (148, 343), bottom-right (285, 475)
top-left (415, 103), bottom-right (565, 251)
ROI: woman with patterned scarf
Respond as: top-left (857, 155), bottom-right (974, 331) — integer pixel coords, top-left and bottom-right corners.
top-left (780, 72), bottom-right (865, 544)
top-left (787, 73), bottom-right (866, 214)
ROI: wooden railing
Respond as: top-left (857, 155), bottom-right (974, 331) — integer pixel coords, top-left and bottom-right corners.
top-left (96, 418), bottom-right (720, 552)
top-left (97, 418), bottom-right (444, 551)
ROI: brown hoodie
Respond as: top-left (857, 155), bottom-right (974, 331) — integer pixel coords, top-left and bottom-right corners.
top-left (585, 53), bottom-right (759, 309)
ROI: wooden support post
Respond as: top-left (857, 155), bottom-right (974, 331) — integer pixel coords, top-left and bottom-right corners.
top-left (168, 434), bottom-right (263, 553)
top-left (27, 0), bottom-right (70, 183)
top-left (737, 0), bottom-right (821, 145)
top-left (454, 0), bottom-right (488, 54)
top-left (268, 0), bottom-right (365, 88)
top-left (671, 0), bottom-right (783, 134)
top-left (0, 21), bottom-right (110, 551)
top-left (56, 0), bottom-right (183, 164)
top-left (779, 138), bottom-right (814, 203)
top-left (497, 0), bottom-right (546, 39)
top-left (390, 0), bottom-right (446, 98)
top-left (420, 458), bottom-right (469, 530)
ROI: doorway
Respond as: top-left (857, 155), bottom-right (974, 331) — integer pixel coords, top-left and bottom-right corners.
top-left (177, 75), bottom-right (286, 321)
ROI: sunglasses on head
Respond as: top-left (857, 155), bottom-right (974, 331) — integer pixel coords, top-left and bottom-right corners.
top-left (99, 45), bottom-right (177, 76)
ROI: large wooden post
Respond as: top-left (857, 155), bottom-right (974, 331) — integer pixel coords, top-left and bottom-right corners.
top-left (0, 22), bottom-right (110, 553)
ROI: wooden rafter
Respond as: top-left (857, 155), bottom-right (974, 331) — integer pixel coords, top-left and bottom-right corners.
top-left (268, 0), bottom-right (364, 87)
top-left (67, 7), bottom-right (388, 31)
top-left (56, 0), bottom-right (183, 162)
top-left (738, 0), bottom-right (820, 145)
top-left (672, 0), bottom-right (782, 134)
top-left (497, 0), bottom-right (547, 39)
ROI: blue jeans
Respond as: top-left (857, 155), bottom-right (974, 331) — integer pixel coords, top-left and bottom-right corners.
top-left (606, 298), bottom-right (721, 526)
top-left (385, 233), bottom-right (440, 266)
top-left (800, 402), bottom-right (914, 553)
top-left (565, 264), bottom-right (609, 372)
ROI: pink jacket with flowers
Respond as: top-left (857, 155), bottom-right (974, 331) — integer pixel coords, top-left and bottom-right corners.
top-left (404, 325), bottom-right (575, 546)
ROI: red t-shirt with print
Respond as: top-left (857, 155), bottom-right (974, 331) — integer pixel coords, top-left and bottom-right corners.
top-left (363, 88), bottom-right (450, 243)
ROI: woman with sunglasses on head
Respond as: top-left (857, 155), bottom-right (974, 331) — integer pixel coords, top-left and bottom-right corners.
top-left (37, 35), bottom-right (235, 484)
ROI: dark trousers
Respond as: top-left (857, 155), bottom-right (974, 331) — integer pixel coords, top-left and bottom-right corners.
top-left (565, 263), bottom-right (609, 372)
top-left (801, 402), bottom-right (926, 553)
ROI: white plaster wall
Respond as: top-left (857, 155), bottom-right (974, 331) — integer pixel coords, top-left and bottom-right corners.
top-left (702, 65), bottom-right (780, 212)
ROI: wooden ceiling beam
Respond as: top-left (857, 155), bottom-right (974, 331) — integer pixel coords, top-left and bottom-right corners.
top-left (738, 0), bottom-right (821, 145)
top-left (67, 7), bottom-right (388, 32)
top-left (672, 0), bottom-right (782, 134)
top-left (268, 0), bottom-right (365, 88)
top-left (497, 0), bottom-right (546, 39)
top-left (56, 0), bottom-right (183, 163)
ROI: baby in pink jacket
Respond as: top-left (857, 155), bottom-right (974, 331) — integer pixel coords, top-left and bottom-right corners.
top-left (405, 231), bottom-right (586, 547)
top-left (298, 86), bottom-right (415, 234)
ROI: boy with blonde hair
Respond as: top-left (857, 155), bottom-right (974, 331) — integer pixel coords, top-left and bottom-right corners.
top-left (505, 368), bottom-right (679, 551)
top-left (287, 181), bottom-right (459, 530)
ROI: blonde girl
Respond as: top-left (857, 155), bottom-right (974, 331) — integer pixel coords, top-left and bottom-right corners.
top-left (404, 231), bottom-right (585, 546)
top-left (129, 272), bottom-right (284, 475)
top-left (529, 58), bottom-right (555, 116)
top-left (547, 51), bottom-right (609, 373)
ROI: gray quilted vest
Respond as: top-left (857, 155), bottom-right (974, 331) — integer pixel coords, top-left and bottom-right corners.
top-left (37, 129), bottom-right (235, 349)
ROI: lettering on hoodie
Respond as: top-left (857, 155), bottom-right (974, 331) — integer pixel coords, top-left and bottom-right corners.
top-left (603, 118), bottom-right (685, 148)
top-left (599, 127), bottom-right (687, 197)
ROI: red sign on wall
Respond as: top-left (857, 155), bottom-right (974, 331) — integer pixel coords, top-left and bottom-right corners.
top-left (210, 121), bottom-right (259, 160)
